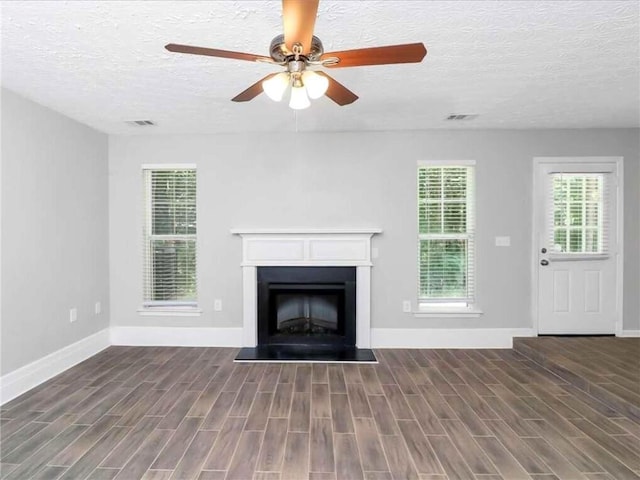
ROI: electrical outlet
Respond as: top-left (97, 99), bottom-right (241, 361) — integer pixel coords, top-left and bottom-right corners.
top-left (402, 300), bottom-right (412, 313)
top-left (214, 299), bottom-right (223, 312)
top-left (69, 308), bottom-right (77, 323)
top-left (95, 301), bottom-right (101, 315)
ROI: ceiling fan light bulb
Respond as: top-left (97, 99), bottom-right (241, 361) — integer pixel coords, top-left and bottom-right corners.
top-left (302, 71), bottom-right (329, 99)
top-left (289, 85), bottom-right (310, 110)
top-left (262, 72), bottom-right (290, 102)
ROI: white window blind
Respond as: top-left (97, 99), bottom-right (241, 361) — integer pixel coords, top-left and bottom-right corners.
top-left (418, 164), bottom-right (475, 305)
top-left (547, 173), bottom-right (609, 255)
top-left (142, 168), bottom-right (197, 308)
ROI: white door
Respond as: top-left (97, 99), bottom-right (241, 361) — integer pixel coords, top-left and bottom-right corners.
top-left (535, 158), bottom-right (620, 334)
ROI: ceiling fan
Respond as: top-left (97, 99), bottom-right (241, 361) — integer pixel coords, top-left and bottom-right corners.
top-left (165, 0), bottom-right (427, 109)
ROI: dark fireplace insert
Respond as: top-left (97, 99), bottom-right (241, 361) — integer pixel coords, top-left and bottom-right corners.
top-left (257, 266), bottom-right (356, 347)
top-left (234, 266), bottom-right (376, 362)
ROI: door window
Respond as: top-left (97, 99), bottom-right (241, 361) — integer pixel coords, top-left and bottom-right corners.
top-left (550, 173), bottom-right (605, 254)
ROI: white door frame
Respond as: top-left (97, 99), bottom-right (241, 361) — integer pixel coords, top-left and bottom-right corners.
top-left (531, 157), bottom-right (624, 336)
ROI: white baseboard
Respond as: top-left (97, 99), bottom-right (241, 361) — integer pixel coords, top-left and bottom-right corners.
top-left (0, 328), bottom-right (110, 405)
top-left (619, 330), bottom-right (640, 337)
top-left (110, 326), bottom-right (243, 347)
top-left (0, 326), bottom-right (536, 405)
top-left (112, 327), bottom-right (536, 349)
top-left (371, 328), bottom-right (535, 348)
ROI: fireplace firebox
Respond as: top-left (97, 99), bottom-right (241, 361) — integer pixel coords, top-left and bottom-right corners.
top-left (257, 266), bottom-right (356, 347)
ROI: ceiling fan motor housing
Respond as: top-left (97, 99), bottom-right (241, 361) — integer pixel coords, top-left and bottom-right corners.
top-left (270, 34), bottom-right (324, 62)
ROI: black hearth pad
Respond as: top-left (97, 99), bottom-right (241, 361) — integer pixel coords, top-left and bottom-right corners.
top-left (234, 346), bottom-right (377, 363)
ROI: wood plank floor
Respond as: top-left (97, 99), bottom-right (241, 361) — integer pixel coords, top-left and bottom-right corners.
top-left (1, 342), bottom-right (639, 480)
top-left (513, 337), bottom-right (640, 422)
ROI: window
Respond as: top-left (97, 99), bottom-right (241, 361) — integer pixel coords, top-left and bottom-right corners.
top-left (418, 162), bottom-right (475, 307)
top-left (142, 167), bottom-right (197, 309)
top-left (550, 173), bottom-right (607, 254)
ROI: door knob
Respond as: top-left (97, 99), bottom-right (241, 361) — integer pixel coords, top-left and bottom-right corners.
top-left (541, 248), bottom-right (547, 254)
top-left (540, 259), bottom-right (549, 266)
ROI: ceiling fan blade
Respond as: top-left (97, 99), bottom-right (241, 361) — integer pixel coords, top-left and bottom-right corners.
top-left (323, 43), bottom-right (427, 68)
top-left (317, 72), bottom-right (358, 106)
top-left (231, 74), bottom-right (277, 102)
top-left (282, 0), bottom-right (319, 54)
top-left (165, 43), bottom-right (272, 63)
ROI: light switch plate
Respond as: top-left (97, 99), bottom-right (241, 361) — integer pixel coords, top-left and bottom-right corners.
top-left (402, 300), bottom-right (412, 313)
top-left (495, 236), bottom-right (511, 247)
top-left (69, 308), bottom-right (77, 323)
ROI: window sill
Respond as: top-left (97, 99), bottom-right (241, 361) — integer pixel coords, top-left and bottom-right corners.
top-left (137, 307), bottom-right (202, 317)
top-left (413, 307), bottom-right (483, 318)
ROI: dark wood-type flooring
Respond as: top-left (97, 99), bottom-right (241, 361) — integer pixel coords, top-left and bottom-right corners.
top-left (1, 338), bottom-right (639, 479)
top-left (513, 336), bottom-right (640, 424)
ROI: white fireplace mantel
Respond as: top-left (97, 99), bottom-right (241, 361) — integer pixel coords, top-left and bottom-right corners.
top-left (232, 228), bottom-right (382, 348)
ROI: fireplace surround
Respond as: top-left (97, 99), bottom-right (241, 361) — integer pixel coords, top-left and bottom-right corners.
top-left (231, 228), bottom-right (381, 361)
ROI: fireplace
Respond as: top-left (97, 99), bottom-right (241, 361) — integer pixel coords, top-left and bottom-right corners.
top-left (257, 267), bottom-right (356, 347)
top-left (231, 228), bottom-right (381, 361)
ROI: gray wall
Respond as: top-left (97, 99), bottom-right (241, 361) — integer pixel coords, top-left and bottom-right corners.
top-left (1, 90), bottom-right (636, 374)
top-left (108, 129), bottom-right (639, 332)
top-left (1, 89), bottom-right (110, 375)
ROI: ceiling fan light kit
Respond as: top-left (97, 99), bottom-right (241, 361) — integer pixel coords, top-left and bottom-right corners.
top-left (289, 81), bottom-right (311, 110)
top-left (303, 71), bottom-right (329, 100)
top-left (262, 72), bottom-right (290, 102)
top-left (261, 43), bottom-right (330, 109)
top-left (165, 0), bottom-right (427, 109)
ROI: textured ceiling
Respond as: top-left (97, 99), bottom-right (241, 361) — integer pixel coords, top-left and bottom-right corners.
top-left (1, 0), bottom-right (639, 134)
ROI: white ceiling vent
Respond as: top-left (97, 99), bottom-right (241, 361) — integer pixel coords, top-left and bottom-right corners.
top-left (125, 120), bottom-right (156, 126)
top-left (446, 114), bottom-right (478, 121)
